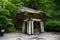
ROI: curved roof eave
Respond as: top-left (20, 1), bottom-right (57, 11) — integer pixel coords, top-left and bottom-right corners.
top-left (18, 6), bottom-right (44, 14)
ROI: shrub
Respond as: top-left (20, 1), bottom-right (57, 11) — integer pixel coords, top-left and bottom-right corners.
top-left (45, 20), bottom-right (60, 31)
top-left (5, 26), bottom-right (17, 33)
top-left (0, 9), bottom-right (15, 32)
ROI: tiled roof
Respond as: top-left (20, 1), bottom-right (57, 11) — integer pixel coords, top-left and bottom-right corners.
top-left (18, 6), bottom-right (43, 14)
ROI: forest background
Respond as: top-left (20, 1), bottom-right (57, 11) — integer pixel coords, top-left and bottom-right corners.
top-left (0, 0), bottom-right (60, 32)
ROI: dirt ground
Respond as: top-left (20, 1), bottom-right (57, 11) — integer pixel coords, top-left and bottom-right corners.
top-left (0, 32), bottom-right (60, 40)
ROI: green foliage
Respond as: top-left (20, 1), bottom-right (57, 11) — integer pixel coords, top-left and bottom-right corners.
top-left (0, 8), bottom-right (16, 32)
top-left (0, 0), bottom-right (17, 33)
top-left (0, 9), bottom-right (10, 16)
top-left (45, 20), bottom-right (60, 31)
top-left (5, 26), bottom-right (17, 33)
top-left (10, 0), bottom-right (24, 6)
top-left (5, 2), bottom-right (17, 18)
top-left (0, 9), bottom-right (12, 28)
top-left (5, 2), bottom-right (17, 13)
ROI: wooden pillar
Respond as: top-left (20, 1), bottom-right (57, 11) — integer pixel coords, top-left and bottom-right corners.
top-left (40, 21), bottom-right (44, 33)
top-left (31, 21), bottom-right (34, 34)
top-left (27, 21), bottom-right (29, 34)
top-left (28, 21), bottom-right (32, 35)
top-left (27, 21), bottom-right (32, 35)
top-left (22, 22), bottom-right (25, 33)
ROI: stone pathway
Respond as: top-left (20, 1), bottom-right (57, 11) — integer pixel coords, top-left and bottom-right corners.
top-left (0, 32), bottom-right (60, 40)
